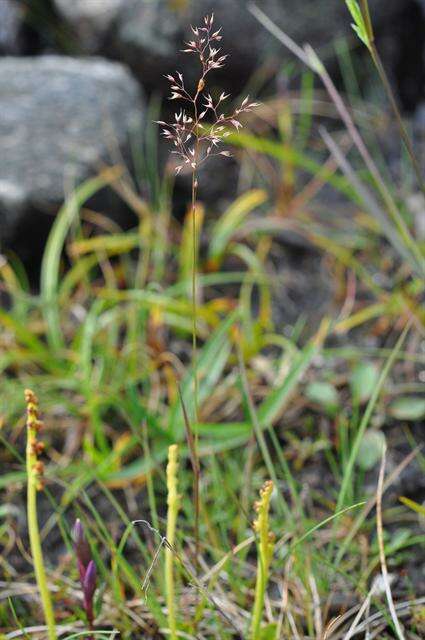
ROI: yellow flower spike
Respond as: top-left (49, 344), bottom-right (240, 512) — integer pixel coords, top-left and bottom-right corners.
top-left (165, 444), bottom-right (180, 640)
top-left (25, 390), bottom-right (57, 640)
top-left (250, 480), bottom-right (275, 640)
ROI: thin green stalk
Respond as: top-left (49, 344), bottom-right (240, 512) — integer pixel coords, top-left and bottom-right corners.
top-left (236, 341), bottom-right (291, 520)
top-left (359, 0), bottom-right (425, 197)
top-left (178, 385), bottom-right (200, 573)
top-left (360, 0), bottom-right (373, 43)
top-left (141, 421), bottom-right (160, 533)
top-left (165, 444), bottom-right (179, 640)
top-left (191, 170), bottom-right (201, 568)
top-left (250, 480), bottom-right (275, 640)
top-left (370, 44), bottom-right (425, 198)
top-left (191, 171), bottom-right (199, 420)
top-left (25, 390), bottom-right (57, 640)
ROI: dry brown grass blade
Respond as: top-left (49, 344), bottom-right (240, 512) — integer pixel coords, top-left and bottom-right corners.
top-left (376, 446), bottom-right (406, 640)
top-left (342, 582), bottom-right (377, 640)
top-left (335, 445), bottom-right (422, 564)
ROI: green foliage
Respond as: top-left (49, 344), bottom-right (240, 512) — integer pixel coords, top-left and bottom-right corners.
top-left (345, 0), bottom-right (372, 50)
top-left (389, 397), bottom-right (425, 421)
top-left (357, 428), bottom-right (386, 470)
top-left (2, 11), bottom-right (425, 636)
top-left (350, 361), bottom-right (379, 404)
top-left (305, 380), bottom-right (339, 414)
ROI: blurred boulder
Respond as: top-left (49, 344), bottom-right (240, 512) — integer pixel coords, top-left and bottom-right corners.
top-left (52, 0), bottom-right (404, 95)
top-left (53, 0), bottom-right (126, 53)
top-left (0, 56), bottom-right (143, 261)
top-left (0, 0), bottom-right (25, 54)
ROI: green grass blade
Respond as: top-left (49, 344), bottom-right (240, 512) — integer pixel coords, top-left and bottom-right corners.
top-left (257, 319), bottom-right (330, 427)
top-left (41, 172), bottom-right (118, 349)
top-left (336, 323), bottom-right (410, 512)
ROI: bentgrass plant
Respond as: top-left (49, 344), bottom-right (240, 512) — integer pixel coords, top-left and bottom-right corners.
top-left (158, 13), bottom-right (259, 568)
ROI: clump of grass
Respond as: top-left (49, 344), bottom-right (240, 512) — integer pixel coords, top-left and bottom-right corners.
top-left (346, 0), bottom-right (425, 198)
top-left (25, 389), bottom-right (57, 640)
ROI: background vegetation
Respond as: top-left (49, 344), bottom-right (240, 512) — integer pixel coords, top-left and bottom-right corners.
top-left (1, 2), bottom-right (424, 638)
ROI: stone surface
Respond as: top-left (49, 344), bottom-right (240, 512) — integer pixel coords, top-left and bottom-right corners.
top-left (0, 0), bottom-right (25, 55)
top-left (0, 56), bottom-right (143, 257)
top-left (52, 0), bottom-right (407, 95)
top-left (54, 0), bottom-right (126, 53)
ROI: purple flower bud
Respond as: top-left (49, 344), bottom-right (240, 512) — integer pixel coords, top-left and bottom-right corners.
top-left (83, 560), bottom-right (97, 602)
top-left (72, 518), bottom-right (91, 571)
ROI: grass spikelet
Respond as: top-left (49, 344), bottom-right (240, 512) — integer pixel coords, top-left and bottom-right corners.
top-left (25, 389), bottom-right (57, 640)
top-left (250, 480), bottom-right (275, 640)
top-left (165, 444), bottom-right (180, 640)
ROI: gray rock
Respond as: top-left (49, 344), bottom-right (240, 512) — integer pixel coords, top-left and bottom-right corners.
top-left (0, 56), bottom-right (144, 252)
top-left (0, 0), bottom-right (25, 55)
top-left (53, 0), bottom-right (402, 94)
top-left (54, 0), bottom-right (126, 53)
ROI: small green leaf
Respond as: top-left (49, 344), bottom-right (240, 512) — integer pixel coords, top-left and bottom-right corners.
top-left (350, 361), bottom-right (379, 404)
top-left (258, 331), bottom-right (325, 427)
top-left (345, 0), bottom-right (371, 50)
top-left (305, 381), bottom-right (339, 412)
top-left (389, 397), bottom-right (425, 421)
top-left (357, 429), bottom-right (386, 470)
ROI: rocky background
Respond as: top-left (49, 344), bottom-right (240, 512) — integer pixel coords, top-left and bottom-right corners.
top-left (1, 0), bottom-right (425, 267)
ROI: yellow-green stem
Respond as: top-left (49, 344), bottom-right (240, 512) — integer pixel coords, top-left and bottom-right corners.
top-left (165, 444), bottom-right (179, 640)
top-left (25, 391), bottom-right (57, 640)
top-left (360, 0), bottom-right (374, 43)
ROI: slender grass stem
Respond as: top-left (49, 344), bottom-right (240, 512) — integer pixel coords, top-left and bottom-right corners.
top-left (360, 0), bottom-right (425, 196)
top-left (191, 169), bottom-right (201, 569)
top-left (370, 45), bottom-right (425, 198)
top-left (360, 0), bottom-right (374, 43)
top-left (336, 322), bottom-right (410, 514)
